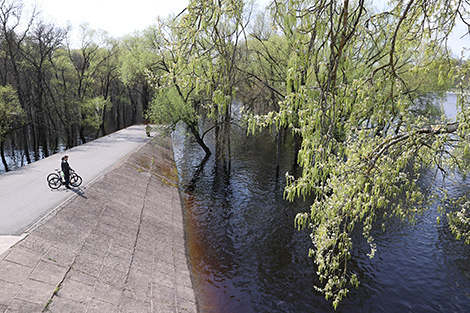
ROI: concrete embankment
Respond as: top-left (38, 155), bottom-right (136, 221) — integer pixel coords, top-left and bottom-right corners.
top-left (0, 129), bottom-right (198, 313)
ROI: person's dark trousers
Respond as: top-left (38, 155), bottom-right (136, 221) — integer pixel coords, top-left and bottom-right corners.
top-left (64, 171), bottom-right (70, 187)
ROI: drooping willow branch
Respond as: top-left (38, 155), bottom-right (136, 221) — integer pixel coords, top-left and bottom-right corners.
top-left (369, 122), bottom-right (459, 167)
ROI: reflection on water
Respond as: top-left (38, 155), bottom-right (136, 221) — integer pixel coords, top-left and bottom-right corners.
top-left (442, 92), bottom-right (458, 119)
top-left (174, 94), bottom-right (470, 312)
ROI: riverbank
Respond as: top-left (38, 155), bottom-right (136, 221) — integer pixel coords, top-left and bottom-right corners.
top-left (0, 129), bottom-right (198, 312)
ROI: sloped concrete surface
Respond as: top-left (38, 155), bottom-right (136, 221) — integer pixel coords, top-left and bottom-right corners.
top-left (0, 130), bottom-right (198, 313)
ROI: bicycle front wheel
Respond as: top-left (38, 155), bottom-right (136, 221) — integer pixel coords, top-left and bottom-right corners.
top-left (48, 176), bottom-right (61, 189)
top-left (70, 174), bottom-right (82, 187)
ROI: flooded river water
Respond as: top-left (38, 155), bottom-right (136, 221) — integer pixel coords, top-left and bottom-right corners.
top-left (175, 94), bottom-right (470, 312)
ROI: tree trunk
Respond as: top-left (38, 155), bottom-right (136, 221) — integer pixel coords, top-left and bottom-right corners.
top-left (79, 126), bottom-right (87, 144)
top-left (142, 82), bottom-right (150, 114)
top-left (127, 86), bottom-right (137, 125)
top-left (188, 122), bottom-right (212, 157)
top-left (116, 100), bottom-right (122, 130)
top-left (1, 140), bottom-right (9, 172)
top-left (22, 127), bottom-right (31, 164)
top-left (276, 127), bottom-right (282, 174)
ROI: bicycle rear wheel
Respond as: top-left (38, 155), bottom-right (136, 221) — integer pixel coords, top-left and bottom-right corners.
top-left (47, 172), bottom-right (59, 182)
top-left (70, 173), bottom-right (82, 187)
top-left (48, 176), bottom-right (61, 189)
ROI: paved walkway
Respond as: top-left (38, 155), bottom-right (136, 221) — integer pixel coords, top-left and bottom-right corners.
top-left (0, 129), bottom-right (198, 312)
top-left (0, 124), bottom-right (152, 236)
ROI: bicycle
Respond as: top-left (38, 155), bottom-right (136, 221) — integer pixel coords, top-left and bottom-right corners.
top-left (47, 169), bottom-right (82, 189)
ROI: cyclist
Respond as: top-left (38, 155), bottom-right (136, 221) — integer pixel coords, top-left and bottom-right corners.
top-left (61, 155), bottom-right (73, 189)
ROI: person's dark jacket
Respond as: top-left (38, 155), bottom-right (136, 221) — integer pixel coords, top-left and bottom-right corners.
top-left (61, 160), bottom-right (70, 174)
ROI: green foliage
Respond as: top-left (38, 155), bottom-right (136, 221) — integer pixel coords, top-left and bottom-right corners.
top-left (120, 28), bottom-right (161, 85)
top-left (164, 0), bottom-right (245, 115)
top-left (0, 85), bottom-right (24, 140)
top-left (244, 0), bottom-right (470, 308)
top-left (143, 16), bottom-right (202, 129)
top-left (146, 88), bottom-right (198, 128)
top-left (444, 60), bottom-right (470, 243)
top-left (145, 0), bottom-right (252, 156)
top-left (239, 32), bottom-right (289, 112)
top-left (80, 96), bottom-right (111, 129)
top-left (447, 200), bottom-right (470, 244)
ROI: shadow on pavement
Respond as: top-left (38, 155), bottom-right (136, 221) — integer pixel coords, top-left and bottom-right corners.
top-left (49, 186), bottom-right (87, 199)
top-left (70, 187), bottom-right (87, 199)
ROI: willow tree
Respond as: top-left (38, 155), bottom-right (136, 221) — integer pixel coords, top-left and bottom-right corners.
top-left (148, 0), bottom-right (252, 159)
top-left (146, 17), bottom-right (213, 157)
top-left (245, 0), bottom-right (468, 308)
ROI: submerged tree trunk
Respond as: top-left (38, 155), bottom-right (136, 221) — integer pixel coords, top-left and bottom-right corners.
top-left (97, 104), bottom-right (107, 139)
top-left (188, 122), bottom-right (212, 157)
top-left (224, 105), bottom-right (231, 173)
top-left (65, 128), bottom-right (72, 149)
top-left (276, 127), bottom-right (282, 175)
top-left (293, 132), bottom-right (301, 169)
top-left (1, 140), bottom-right (9, 172)
top-left (141, 81), bottom-right (150, 115)
top-left (127, 86), bottom-right (138, 125)
top-left (39, 126), bottom-right (49, 158)
top-left (22, 127), bottom-right (31, 164)
top-left (79, 126), bottom-right (87, 144)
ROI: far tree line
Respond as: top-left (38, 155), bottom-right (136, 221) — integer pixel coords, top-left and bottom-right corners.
top-left (0, 0), bottom-right (156, 171)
